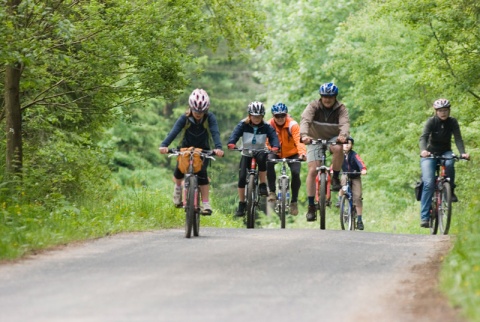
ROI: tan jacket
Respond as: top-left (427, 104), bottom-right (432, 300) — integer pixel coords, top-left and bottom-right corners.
top-left (300, 100), bottom-right (350, 140)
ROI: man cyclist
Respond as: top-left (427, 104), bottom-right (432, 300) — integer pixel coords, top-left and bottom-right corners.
top-left (419, 98), bottom-right (470, 228)
top-left (300, 82), bottom-right (350, 222)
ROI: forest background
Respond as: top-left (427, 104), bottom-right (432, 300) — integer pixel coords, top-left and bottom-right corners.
top-left (1, 0), bottom-right (479, 320)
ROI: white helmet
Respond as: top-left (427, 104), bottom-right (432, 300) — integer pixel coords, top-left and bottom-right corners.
top-left (189, 89), bottom-right (210, 112)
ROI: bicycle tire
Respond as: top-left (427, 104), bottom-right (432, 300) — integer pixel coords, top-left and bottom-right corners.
top-left (429, 200), bottom-right (439, 235)
top-left (319, 172), bottom-right (327, 230)
top-left (438, 182), bottom-right (452, 235)
top-left (246, 174), bottom-right (256, 229)
top-left (339, 195), bottom-right (353, 230)
top-left (185, 176), bottom-right (195, 238)
top-left (192, 178), bottom-right (200, 237)
top-left (280, 177), bottom-right (288, 229)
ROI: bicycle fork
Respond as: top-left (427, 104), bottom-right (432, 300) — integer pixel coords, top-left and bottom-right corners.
top-left (315, 166), bottom-right (332, 205)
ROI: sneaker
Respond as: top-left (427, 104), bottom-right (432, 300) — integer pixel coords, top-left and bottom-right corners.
top-left (235, 201), bottom-right (246, 217)
top-left (267, 191), bottom-right (277, 202)
top-left (290, 202), bottom-right (298, 216)
top-left (173, 186), bottom-right (183, 208)
top-left (357, 221), bottom-right (364, 230)
top-left (335, 200), bottom-right (341, 208)
top-left (259, 183), bottom-right (268, 196)
top-left (420, 220), bottom-right (429, 228)
top-left (451, 192), bottom-right (458, 202)
top-left (306, 205), bottom-right (316, 222)
top-left (201, 202), bottom-right (212, 215)
top-left (331, 177), bottom-right (341, 192)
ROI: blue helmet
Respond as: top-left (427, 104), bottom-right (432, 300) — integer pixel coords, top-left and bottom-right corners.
top-left (319, 82), bottom-right (339, 96)
top-left (347, 136), bottom-right (354, 145)
top-left (271, 102), bottom-right (288, 115)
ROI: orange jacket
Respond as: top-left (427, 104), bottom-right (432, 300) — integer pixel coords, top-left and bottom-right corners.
top-left (267, 115), bottom-right (306, 158)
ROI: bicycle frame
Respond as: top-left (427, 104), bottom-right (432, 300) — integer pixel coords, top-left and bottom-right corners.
top-left (234, 148), bottom-right (268, 229)
top-left (339, 172), bottom-right (358, 231)
top-left (311, 139), bottom-right (336, 230)
top-left (168, 148), bottom-right (215, 238)
top-left (268, 158), bottom-right (303, 229)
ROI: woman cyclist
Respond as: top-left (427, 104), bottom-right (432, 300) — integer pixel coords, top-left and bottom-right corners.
top-left (159, 88), bottom-right (224, 214)
top-left (266, 102), bottom-right (306, 216)
top-left (227, 101), bottom-right (280, 216)
top-left (419, 98), bottom-right (470, 228)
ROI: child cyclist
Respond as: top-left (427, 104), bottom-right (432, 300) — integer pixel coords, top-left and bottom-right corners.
top-left (340, 137), bottom-right (367, 230)
top-left (227, 101), bottom-right (280, 217)
top-left (266, 102), bottom-right (306, 216)
top-left (159, 88), bottom-right (224, 214)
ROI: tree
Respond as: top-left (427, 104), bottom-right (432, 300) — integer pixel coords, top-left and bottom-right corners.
top-left (0, 0), bottom-right (265, 194)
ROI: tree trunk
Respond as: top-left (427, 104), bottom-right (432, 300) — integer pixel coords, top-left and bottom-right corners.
top-left (5, 63), bottom-right (23, 175)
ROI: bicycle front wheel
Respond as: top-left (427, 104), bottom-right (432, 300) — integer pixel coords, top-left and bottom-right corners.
top-left (438, 182), bottom-right (452, 235)
top-left (339, 196), bottom-right (353, 230)
top-left (429, 200), bottom-right (439, 235)
top-left (185, 176), bottom-right (196, 238)
top-left (193, 179), bottom-right (200, 237)
top-left (280, 178), bottom-right (288, 229)
top-left (246, 174), bottom-right (257, 229)
top-left (319, 172), bottom-right (327, 230)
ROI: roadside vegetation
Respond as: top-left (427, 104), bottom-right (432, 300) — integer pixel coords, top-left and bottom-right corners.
top-left (1, 0), bottom-right (478, 320)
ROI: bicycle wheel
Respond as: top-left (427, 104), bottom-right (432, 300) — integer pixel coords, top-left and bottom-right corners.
top-left (319, 172), bottom-right (327, 230)
top-left (185, 176), bottom-right (195, 238)
top-left (339, 196), bottom-right (352, 230)
top-left (280, 178), bottom-right (288, 229)
top-left (429, 200), bottom-right (439, 235)
top-left (193, 179), bottom-right (200, 237)
top-left (438, 182), bottom-right (452, 235)
top-left (246, 174), bottom-right (256, 229)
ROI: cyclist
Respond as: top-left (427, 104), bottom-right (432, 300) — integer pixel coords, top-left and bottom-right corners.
top-left (266, 102), bottom-right (306, 216)
top-left (227, 101), bottom-right (280, 217)
top-left (300, 82), bottom-right (350, 222)
top-left (419, 98), bottom-right (470, 228)
top-left (339, 137), bottom-right (367, 230)
top-left (159, 88), bottom-right (224, 215)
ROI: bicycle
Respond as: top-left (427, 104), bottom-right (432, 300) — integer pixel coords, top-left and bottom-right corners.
top-left (232, 147), bottom-right (269, 229)
top-left (423, 154), bottom-right (467, 235)
top-left (267, 158), bottom-right (304, 228)
top-left (168, 148), bottom-right (216, 238)
top-left (310, 139), bottom-right (338, 230)
top-left (339, 171), bottom-right (360, 230)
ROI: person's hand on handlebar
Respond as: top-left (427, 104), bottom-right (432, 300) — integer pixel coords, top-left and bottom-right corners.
top-left (299, 154), bottom-right (306, 161)
top-left (337, 133), bottom-right (347, 143)
top-left (271, 147), bottom-right (279, 154)
top-left (461, 153), bottom-right (470, 160)
top-left (159, 147), bottom-right (169, 154)
top-left (420, 150), bottom-right (431, 158)
top-left (214, 149), bottom-right (225, 157)
top-left (301, 136), bottom-right (312, 144)
top-left (361, 169), bottom-right (367, 175)
top-left (227, 144), bottom-right (236, 150)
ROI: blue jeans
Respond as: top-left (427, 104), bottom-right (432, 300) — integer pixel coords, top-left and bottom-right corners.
top-left (420, 151), bottom-right (455, 221)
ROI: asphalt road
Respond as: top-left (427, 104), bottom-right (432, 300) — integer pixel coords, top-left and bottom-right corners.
top-left (0, 228), bottom-right (452, 322)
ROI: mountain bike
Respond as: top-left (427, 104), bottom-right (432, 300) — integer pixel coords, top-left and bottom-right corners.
top-left (232, 148), bottom-right (269, 229)
top-left (168, 148), bottom-right (216, 238)
top-left (339, 171), bottom-right (359, 230)
top-left (423, 154), bottom-right (467, 235)
top-left (267, 158), bottom-right (303, 228)
top-left (311, 139), bottom-right (337, 230)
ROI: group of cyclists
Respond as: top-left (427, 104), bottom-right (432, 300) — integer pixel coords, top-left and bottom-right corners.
top-left (159, 84), bottom-right (470, 230)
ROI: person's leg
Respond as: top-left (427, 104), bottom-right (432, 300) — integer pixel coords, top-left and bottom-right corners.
top-left (352, 178), bottom-right (363, 230)
top-left (329, 143), bottom-right (343, 191)
top-left (420, 157), bottom-right (436, 225)
top-left (288, 157), bottom-right (301, 215)
top-left (257, 151), bottom-right (268, 196)
top-left (442, 151), bottom-right (458, 201)
top-left (236, 157), bottom-right (248, 216)
top-left (306, 145), bottom-right (320, 221)
top-left (267, 153), bottom-right (277, 193)
top-left (172, 167), bottom-right (185, 207)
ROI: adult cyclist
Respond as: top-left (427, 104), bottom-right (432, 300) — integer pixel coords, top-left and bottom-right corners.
top-left (300, 83), bottom-right (350, 222)
top-left (419, 98), bottom-right (470, 228)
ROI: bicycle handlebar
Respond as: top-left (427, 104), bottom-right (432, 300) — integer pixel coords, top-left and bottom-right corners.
top-left (309, 138), bottom-right (339, 146)
top-left (168, 148), bottom-right (216, 160)
top-left (268, 158), bottom-right (304, 164)
top-left (421, 154), bottom-right (469, 161)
